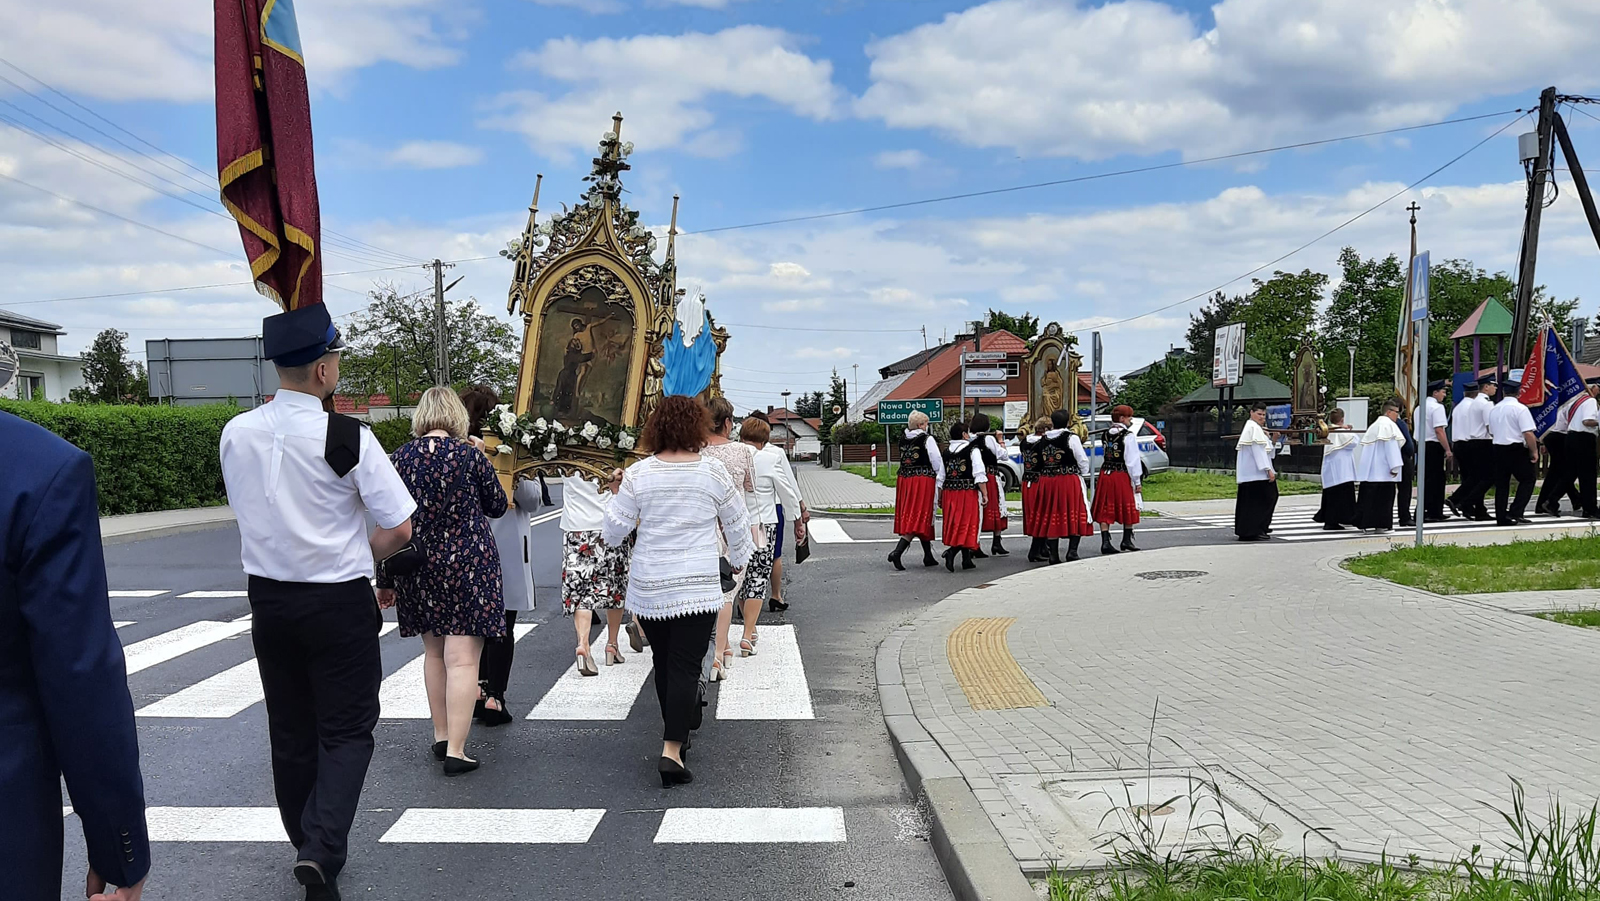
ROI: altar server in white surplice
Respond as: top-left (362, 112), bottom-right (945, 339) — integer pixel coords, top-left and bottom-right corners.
top-left (1313, 409), bottom-right (1359, 530)
top-left (1356, 400), bottom-right (1406, 532)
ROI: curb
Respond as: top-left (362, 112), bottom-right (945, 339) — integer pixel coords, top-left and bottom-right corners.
top-left (877, 626), bottom-right (1037, 901)
top-left (100, 510), bottom-right (237, 546)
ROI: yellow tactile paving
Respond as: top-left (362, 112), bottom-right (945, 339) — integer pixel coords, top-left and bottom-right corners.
top-left (947, 617), bottom-right (1049, 710)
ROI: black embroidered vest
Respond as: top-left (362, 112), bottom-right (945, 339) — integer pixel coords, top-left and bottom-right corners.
top-left (1101, 426), bottom-right (1130, 474)
top-left (1021, 439), bottom-right (1043, 483)
top-left (971, 433), bottom-right (1000, 471)
top-left (941, 445), bottom-right (978, 491)
top-left (1037, 433), bottom-right (1081, 477)
top-left (898, 434), bottom-right (935, 478)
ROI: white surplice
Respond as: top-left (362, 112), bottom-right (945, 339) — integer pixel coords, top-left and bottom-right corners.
top-left (1356, 416), bottom-right (1404, 483)
top-left (1321, 429), bottom-right (1359, 488)
top-left (1235, 419), bottom-right (1275, 483)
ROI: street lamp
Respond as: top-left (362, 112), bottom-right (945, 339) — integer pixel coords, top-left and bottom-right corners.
top-left (780, 390), bottom-right (792, 456)
top-left (852, 364), bottom-right (859, 412)
top-left (1346, 344), bottom-right (1357, 400)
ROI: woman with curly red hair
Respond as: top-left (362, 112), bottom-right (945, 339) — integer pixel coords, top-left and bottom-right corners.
top-left (1092, 404), bottom-right (1144, 554)
top-left (602, 395), bottom-right (754, 787)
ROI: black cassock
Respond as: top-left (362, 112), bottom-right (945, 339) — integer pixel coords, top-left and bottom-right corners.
top-left (1234, 478), bottom-right (1278, 539)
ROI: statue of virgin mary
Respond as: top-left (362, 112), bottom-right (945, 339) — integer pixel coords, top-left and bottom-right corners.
top-left (662, 293), bottom-right (717, 398)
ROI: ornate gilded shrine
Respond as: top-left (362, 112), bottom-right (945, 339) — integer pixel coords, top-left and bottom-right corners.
top-left (488, 113), bottom-right (728, 487)
top-left (1023, 322), bottom-right (1086, 436)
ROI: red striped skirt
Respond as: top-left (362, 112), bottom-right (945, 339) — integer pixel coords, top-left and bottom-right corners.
top-left (941, 489), bottom-right (981, 550)
top-left (1092, 470), bottom-right (1141, 525)
top-left (893, 474), bottom-right (937, 541)
top-left (1032, 473), bottom-right (1094, 538)
top-left (981, 478), bottom-right (1009, 532)
top-left (1021, 480), bottom-right (1041, 536)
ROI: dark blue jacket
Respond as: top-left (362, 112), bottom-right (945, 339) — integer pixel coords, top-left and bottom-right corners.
top-left (0, 412), bottom-right (149, 898)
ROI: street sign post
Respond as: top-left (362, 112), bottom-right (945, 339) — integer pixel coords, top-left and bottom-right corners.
top-left (963, 384), bottom-right (1007, 398)
top-left (1411, 250), bottom-right (1430, 549)
top-left (1212, 322), bottom-right (1246, 387)
top-left (962, 351), bottom-right (1006, 363)
top-left (965, 367), bottom-right (1007, 381)
top-left (875, 398), bottom-right (944, 425)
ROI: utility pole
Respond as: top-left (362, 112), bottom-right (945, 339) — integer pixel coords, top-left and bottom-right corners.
top-left (1511, 87), bottom-right (1558, 368)
top-left (433, 259), bottom-right (447, 386)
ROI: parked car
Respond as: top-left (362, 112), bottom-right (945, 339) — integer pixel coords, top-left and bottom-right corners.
top-left (1005, 417), bottom-right (1170, 478)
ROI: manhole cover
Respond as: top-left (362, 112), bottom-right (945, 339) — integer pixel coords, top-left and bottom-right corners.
top-left (1135, 570), bottom-right (1208, 580)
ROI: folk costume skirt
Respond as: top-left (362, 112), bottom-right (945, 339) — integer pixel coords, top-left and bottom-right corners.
top-left (1032, 473), bottom-right (1094, 539)
top-left (981, 478), bottom-right (1009, 532)
top-left (1020, 479), bottom-right (1040, 536)
top-left (940, 489), bottom-right (982, 550)
top-left (1234, 478), bottom-right (1278, 539)
top-left (893, 474), bottom-right (938, 541)
top-left (1091, 470), bottom-right (1140, 526)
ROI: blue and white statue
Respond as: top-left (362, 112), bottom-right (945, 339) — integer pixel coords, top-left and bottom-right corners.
top-left (662, 292), bottom-right (717, 398)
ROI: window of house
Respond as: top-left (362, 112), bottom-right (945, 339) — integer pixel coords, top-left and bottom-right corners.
top-left (19, 373), bottom-right (44, 400)
top-left (10, 329), bottom-right (41, 350)
top-left (1004, 362), bottom-right (1020, 377)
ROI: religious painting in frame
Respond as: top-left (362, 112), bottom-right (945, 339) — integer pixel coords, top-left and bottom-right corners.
top-left (528, 278), bottom-right (637, 428)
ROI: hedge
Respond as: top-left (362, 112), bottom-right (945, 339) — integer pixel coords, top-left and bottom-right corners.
top-left (371, 416), bottom-right (414, 454)
top-left (1, 400), bottom-right (241, 515)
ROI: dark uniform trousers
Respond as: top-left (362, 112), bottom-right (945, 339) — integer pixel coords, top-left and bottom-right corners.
top-left (1494, 444), bottom-right (1537, 523)
top-left (1569, 431), bottom-right (1600, 516)
top-left (1452, 439), bottom-right (1491, 515)
top-left (248, 575), bottom-right (383, 877)
top-left (1537, 432), bottom-right (1585, 514)
top-left (1397, 454), bottom-right (1417, 525)
top-left (1423, 442), bottom-right (1447, 518)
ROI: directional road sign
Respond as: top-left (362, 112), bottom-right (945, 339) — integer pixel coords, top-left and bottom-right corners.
top-left (964, 367), bottom-right (1007, 381)
top-left (875, 398), bottom-right (944, 424)
top-left (963, 384), bottom-right (1007, 398)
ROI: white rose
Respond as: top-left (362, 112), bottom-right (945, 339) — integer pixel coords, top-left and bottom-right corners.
top-left (596, 436), bottom-right (612, 450)
top-left (496, 444), bottom-right (513, 455)
top-left (617, 433), bottom-right (636, 451)
top-left (498, 411), bottom-right (517, 433)
top-left (521, 433), bottom-right (534, 448)
top-left (551, 421), bottom-right (565, 433)
top-left (581, 422), bottom-right (599, 439)
top-left (543, 443), bottom-right (558, 460)
top-left (535, 417), bottom-right (548, 430)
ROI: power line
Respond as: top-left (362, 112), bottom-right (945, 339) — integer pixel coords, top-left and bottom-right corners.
top-left (722, 364), bottom-right (842, 375)
top-left (1088, 111), bottom-right (1530, 331)
top-left (684, 109), bottom-right (1525, 235)
top-left (0, 170), bottom-right (240, 257)
top-left (721, 321), bottom-right (921, 333)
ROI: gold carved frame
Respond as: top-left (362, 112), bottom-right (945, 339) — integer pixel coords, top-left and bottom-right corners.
top-left (1023, 322), bottom-right (1085, 435)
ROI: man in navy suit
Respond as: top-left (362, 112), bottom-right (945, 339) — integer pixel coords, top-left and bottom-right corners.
top-left (0, 409), bottom-right (150, 900)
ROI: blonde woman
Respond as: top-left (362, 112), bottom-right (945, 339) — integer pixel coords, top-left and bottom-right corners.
top-left (375, 387), bottom-right (507, 776)
top-left (700, 396), bottom-right (760, 681)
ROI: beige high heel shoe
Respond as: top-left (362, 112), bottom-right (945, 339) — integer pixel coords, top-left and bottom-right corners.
top-left (576, 648), bottom-right (599, 676)
top-left (605, 643), bottom-right (625, 666)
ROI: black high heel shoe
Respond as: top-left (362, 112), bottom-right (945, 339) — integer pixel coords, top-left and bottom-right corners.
top-left (659, 756), bottom-right (693, 787)
top-left (768, 596), bottom-right (789, 612)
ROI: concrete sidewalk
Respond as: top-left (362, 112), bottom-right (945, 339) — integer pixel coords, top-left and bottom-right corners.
top-left (101, 506), bottom-right (236, 544)
top-left (795, 462), bottom-right (897, 509)
top-left (880, 526), bottom-right (1600, 896)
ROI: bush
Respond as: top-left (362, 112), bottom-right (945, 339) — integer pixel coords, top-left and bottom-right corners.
top-left (2, 400), bottom-right (241, 515)
top-left (831, 421), bottom-right (886, 445)
top-left (370, 416), bottom-right (414, 454)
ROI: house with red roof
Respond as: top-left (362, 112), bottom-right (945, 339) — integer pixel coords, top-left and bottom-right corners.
top-left (879, 329), bottom-right (1109, 426)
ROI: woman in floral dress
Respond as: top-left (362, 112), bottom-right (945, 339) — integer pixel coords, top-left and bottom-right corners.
top-left (376, 387), bottom-right (507, 776)
top-left (561, 471), bottom-right (633, 676)
top-left (700, 396), bottom-right (759, 682)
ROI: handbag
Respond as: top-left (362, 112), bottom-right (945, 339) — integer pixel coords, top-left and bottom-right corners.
top-left (379, 537), bottom-right (428, 578)
top-left (794, 529), bottom-right (811, 565)
top-left (719, 557), bottom-right (738, 594)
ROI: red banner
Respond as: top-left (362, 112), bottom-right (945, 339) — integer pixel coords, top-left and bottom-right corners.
top-left (215, 0), bottom-right (322, 310)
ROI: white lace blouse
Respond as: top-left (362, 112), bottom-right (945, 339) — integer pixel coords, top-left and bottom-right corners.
top-left (601, 455), bottom-right (756, 620)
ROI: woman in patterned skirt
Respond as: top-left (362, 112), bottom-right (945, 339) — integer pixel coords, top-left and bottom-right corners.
top-left (1020, 417), bottom-right (1050, 562)
top-left (939, 422), bottom-right (985, 571)
top-left (561, 471), bottom-right (633, 677)
top-left (888, 410), bottom-right (943, 570)
top-left (377, 387), bottom-right (507, 775)
top-left (701, 396), bottom-right (759, 681)
top-left (1091, 404), bottom-right (1144, 555)
top-left (969, 413), bottom-right (1010, 558)
top-left (1033, 410), bottom-right (1095, 564)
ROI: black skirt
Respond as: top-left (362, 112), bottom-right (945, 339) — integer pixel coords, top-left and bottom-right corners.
top-left (1313, 482), bottom-right (1358, 529)
top-left (1234, 478), bottom-right (1278, 539)
top-left (1357, 481), bottom-right (1397, 531)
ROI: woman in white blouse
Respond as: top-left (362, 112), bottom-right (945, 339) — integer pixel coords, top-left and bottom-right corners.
top-left (602, 396), bottom-right (754, 787)
top-left (737, 417), bottom-right (803, 653)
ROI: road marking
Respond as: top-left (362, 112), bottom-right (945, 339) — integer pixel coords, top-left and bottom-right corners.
top-left (380, 622), bottom-right (398, 637)
top-left (110, 590), bottom-right (167, 598)
top-left (380, 624), bottom-right (535, 718)
top-left (146, 807), bottom-right (289, 842)
top-left (63, 806), bottom-right (73, 818)
top-left (528, 641), bottom-right (654, 721)
top-left (114, 621), bottom-right (134, 629)
top-left (122, 620), bottom-right (253, 675)
top-left (808, 519), bottom-right (854, 544)
top-left (139, 659), bottom-right (263, 718)
top-left (177, 590), bottom-right (249, 599)
top-left (654, 807), bottom-right (847, 843)
top-left (715, 624), bottom-right (814, 720)
top-left (379, 808), bottom-right (606, 844)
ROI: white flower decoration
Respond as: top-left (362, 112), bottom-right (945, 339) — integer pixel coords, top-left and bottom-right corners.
top-left (617, 433), bottom-right (636, 451)
top-left (543, 443), bottom-right (558, 460)
top-left (551, 421), bottom-right (565, 433)
top-left (535, 417), bottom-right (548, 430)
top-left (498, 411), bottom-right (518, 433)
top-left (596, 436), bottom-right (613, 450)
top-left (496, 443), bottom-right (513, 455)
top-left (521, 433), bottom-right (534, 448)
top-left (581, 422), bottom-right (599, 440)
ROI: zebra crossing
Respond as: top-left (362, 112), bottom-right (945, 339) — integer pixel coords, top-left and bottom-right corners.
top-left (1177, 505), bottom-right (1600, 541)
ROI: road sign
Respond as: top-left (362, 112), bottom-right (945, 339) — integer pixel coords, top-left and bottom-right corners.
top-left (964, 384), bottom-right (1006, 398)
top-left (1003, 401), bottom-right (1029, 430)
top-left (965, 367), bottom-right (1007, 381)
top-left (1410, 250), bottom-right (1431, 322)
top-left (875, 398), bottom-right (944, 425)
top-left (963, 351), bottom-right (1006, 363)
top-left (1212, 322), bottom-right (1246, 387)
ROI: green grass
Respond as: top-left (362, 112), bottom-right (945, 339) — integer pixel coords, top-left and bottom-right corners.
top-left (821, 506), bottom-right (896, 515)
top-left (843, 462), bottom-right (898, 490)
top-left (1345, 534), bottom-right (1600, 595)
top-left (1537, 610), bottom-right (1600, 629)
top-left (1136, 470), bottom-right (1321, 502)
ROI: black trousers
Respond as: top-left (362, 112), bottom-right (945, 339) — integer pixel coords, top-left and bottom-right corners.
top-left (248, 576), bottom-right (382, 878)
top-left (1452, 440), bottom-right (1491, 515)
top-left (1494, 444), bottom-right (1537, 522)
top-left (1423, 442), bottom-right (1447, 518)
top-left (645, 610), bottom-right (717, 744)
top-left (478, 610), bottom-right (519, 698)
top-left (1358, 481), bottom-right (1397, 531)
top-left (1397, 456), bottom-right (1417, 524)
top-left (1537, 432), bottom-right (1585, 513)
top-left (1569, 431), bottom-right (1599, 515)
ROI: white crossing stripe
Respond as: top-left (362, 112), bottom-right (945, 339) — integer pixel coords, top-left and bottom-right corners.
top-left (716, 624), bottom-right (814, 720)
top-left (177, 590), bottom-right (249, 598)
top-left (380, 622), bottom-right (399, 637)
top-left (139, 659), bottom-right (263, 719)
top-left (110, 590), bottom-right (167, 598)
top-left (654, 807), bottom-right (846, 843)
top-left (808, 519), bottom-right (854, 544)
top-left (146, 807), bottom-right (289, 842)
top-left (380, 624), bottom-right (536, 718)
top-left (62, 806), bottom-right (73, 818)
top-left (114, 621), bottom-right (134, 629)
top-left (379, 808), bottom-right (606, 844)
top-left (122, 620), bottom-right (253, 675)
top-left (527, 638), bottom-right (654, 721)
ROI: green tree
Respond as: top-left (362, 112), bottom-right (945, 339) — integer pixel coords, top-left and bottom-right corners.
top-left (1113, 356), bottom-right (1206, 418)
top-left (820, 369), bottom-right (848, 441)
top-left (1184, 291), bottom-right (1244, 375)
top-left (339, 282), bottom-right (519, 400)
top-left (72, 328), bottom-right (148, 404)
top-left (1319, 248), bottom-right (1405, 396)
top-left (793, 390), bottom-right (823, 419)
top-left (984, 309), bottom-right (1040, 343)
top-left (1424, 259), bottom-right (1515, 381)
top-left (1236, 269), bottom-right (1326, 384)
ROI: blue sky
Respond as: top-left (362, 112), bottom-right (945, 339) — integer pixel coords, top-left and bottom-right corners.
top-left (5, 0), bottom-right (1600, 413)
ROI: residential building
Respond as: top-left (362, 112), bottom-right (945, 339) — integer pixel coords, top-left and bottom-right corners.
top-left (879, 329), bottom-right (1110, 427)
top-left (0, 308), bottom-right (85, 402)
top-left (766, 406), bottom-right (823, 459)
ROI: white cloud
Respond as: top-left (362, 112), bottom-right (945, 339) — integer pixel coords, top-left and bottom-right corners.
top-left (874, 149), bottom-right (929, 171)
top-left (856, 0), bottom-right (1600, 159)
top-left (793, 346), bottom-right (857, 360)
top-left (384, 140), bottom-right (486, 169)
top-left (0, 0), bottom-right (467, 103)
top-left (530, 0), bottom-right (625, 12)
top-left (483, 26), bottom-right (838, 156)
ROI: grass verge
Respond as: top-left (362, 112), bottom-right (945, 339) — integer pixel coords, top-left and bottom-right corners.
top-left (1138, 470), bottom-right (1321, 502)
top-left (1537, 609), bottom-right (1600, 629)
top-left (1345, 534), bottom-right (1600, 595)
top-left (821, 506), bottom-right (896, 515)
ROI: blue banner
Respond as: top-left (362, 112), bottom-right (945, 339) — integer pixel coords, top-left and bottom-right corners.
top-left (1525, 327), bottom-right (1586, 436)
top-left (1266, 404), bottom-right (1292, 429)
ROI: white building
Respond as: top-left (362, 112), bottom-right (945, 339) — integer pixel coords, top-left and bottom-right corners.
top-left (0, 309), bottom-right (85, 402)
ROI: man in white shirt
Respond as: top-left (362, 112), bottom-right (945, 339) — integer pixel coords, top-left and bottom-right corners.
top-left (1447, 379), bottom-right (1492, 521)
top-left (1566, 381), bottom-right (1600, 517)
top-left (1414, 380), bottom-right (1454, 521)
top-left (1536, 386), bottom-right (1587, 517)
top-left (219, 305), bottom-right (416, 901)
top-left (1488, 379), bottom-right (1539, 525)
top-left (1356, 400), bottom-right (1406, 532)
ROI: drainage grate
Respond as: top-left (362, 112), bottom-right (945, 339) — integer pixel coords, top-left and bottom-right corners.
top-left (1134, 570), bottom-right (1209, 580)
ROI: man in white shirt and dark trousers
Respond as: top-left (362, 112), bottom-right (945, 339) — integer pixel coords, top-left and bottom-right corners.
top-left (1537, 387), bottom-right (1587, 517)
top-left (1447, 379), bottom-right (1492, 520)
top-left (1567, 381), bottom-right (1600, 518)
top-left (1414, 380), bottom-right (1454, 521)
top-left (219, 305), bottom-right (417, 901)
top-left (1488, 379), bottom-right (1539, 526)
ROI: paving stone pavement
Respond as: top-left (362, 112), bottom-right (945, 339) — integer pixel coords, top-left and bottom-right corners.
top-left (795, 462), bottom-right (897, 509)
top-left (893, 538), bottom-right (1600, 872)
